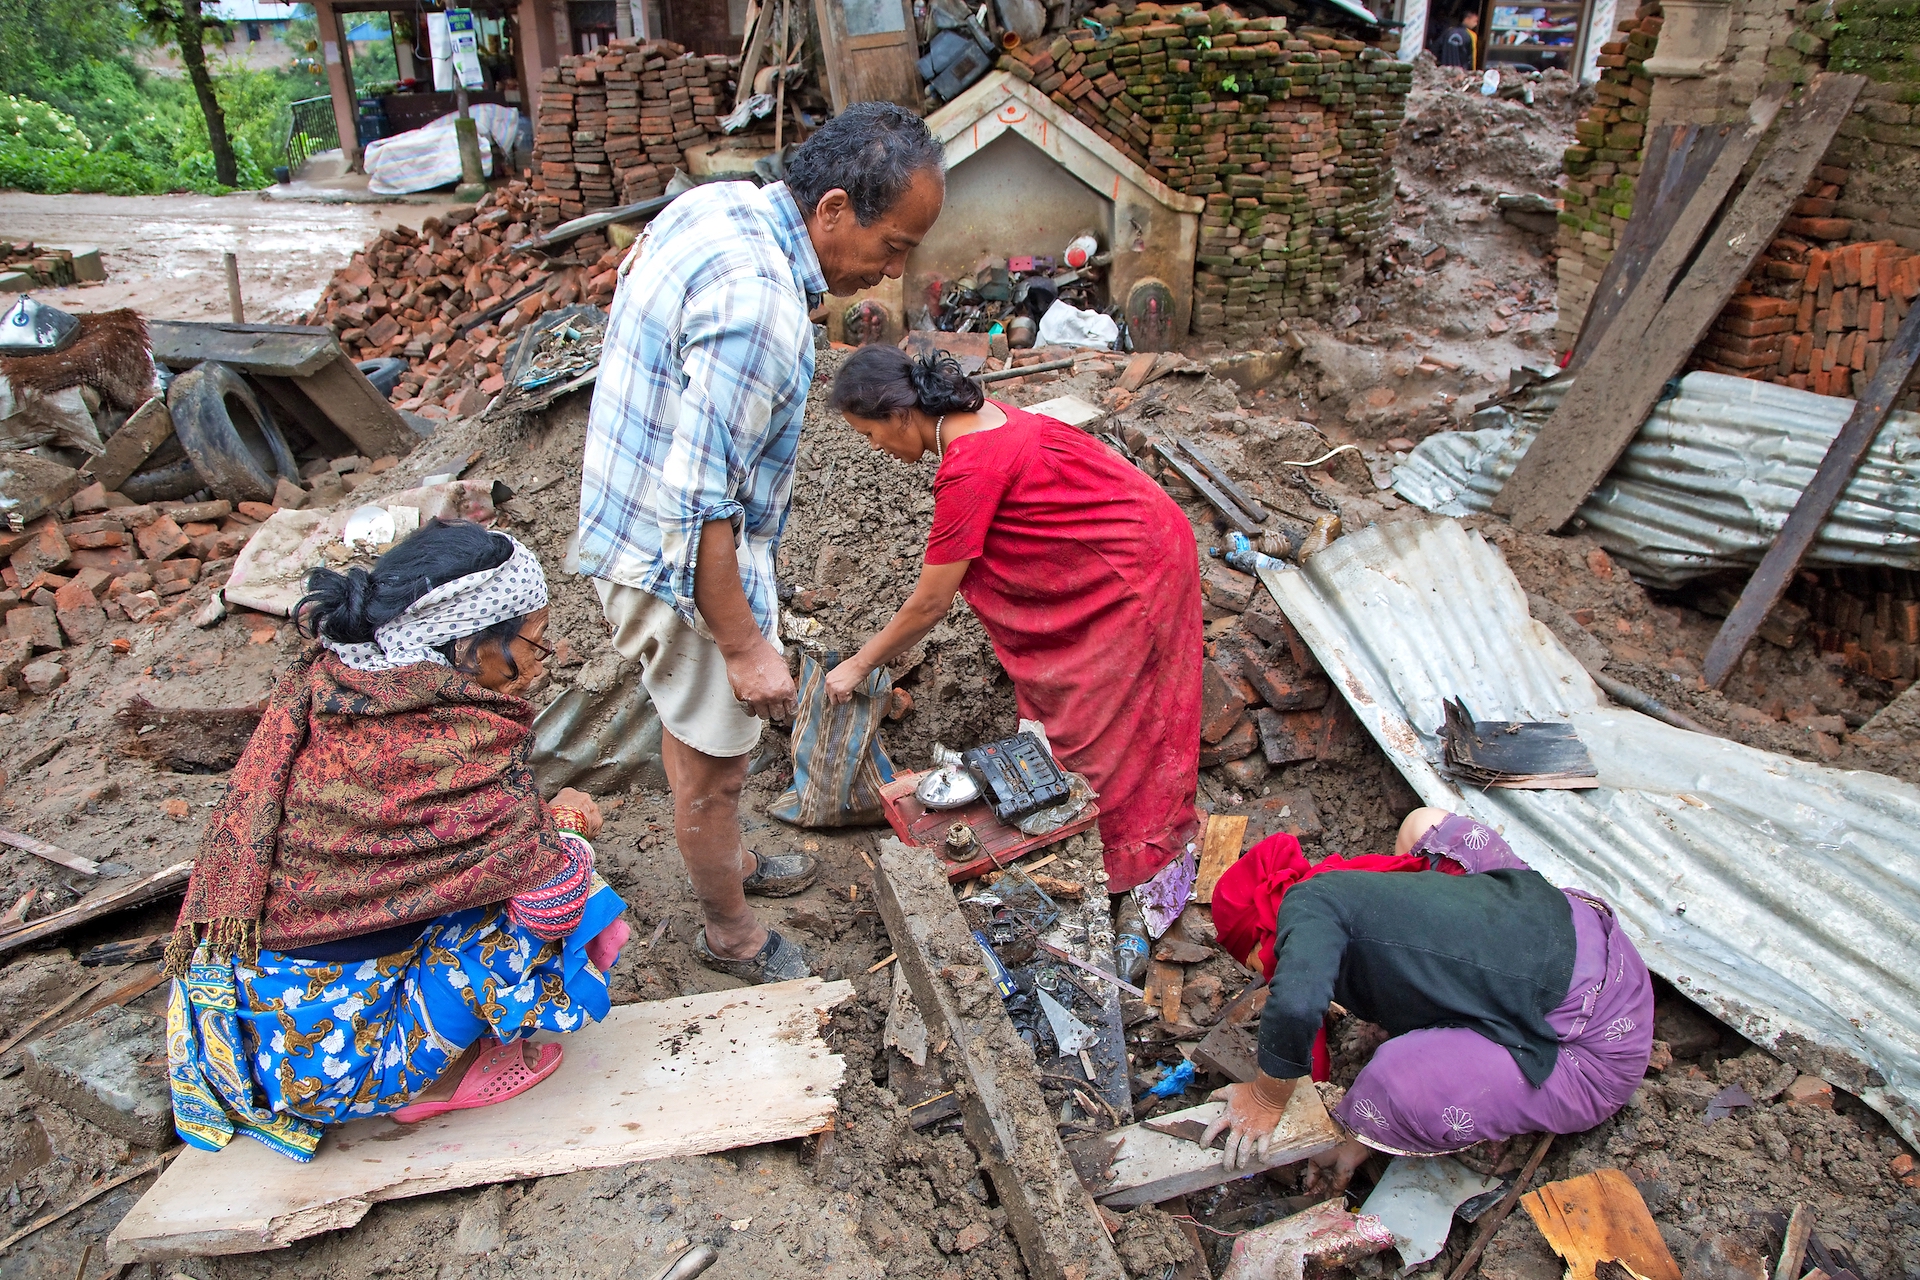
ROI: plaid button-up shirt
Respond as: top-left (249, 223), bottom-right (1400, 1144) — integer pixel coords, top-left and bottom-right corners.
top-left (576, 180), bottom-right (825, 638)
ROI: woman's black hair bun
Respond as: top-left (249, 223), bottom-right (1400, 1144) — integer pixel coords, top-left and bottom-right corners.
top-left (910, 352), bottom-right (986, 416)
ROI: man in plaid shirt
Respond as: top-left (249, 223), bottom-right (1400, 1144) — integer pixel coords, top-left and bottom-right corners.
top-left (579, 103), bottom-right (944, 984)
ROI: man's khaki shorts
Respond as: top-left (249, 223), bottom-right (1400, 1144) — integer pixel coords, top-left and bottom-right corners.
top-left (594, 580), bottom-right (765, 760)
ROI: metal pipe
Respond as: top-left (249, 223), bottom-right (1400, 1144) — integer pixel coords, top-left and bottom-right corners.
top-left (977, 356), bottom-right (1078, 383)
top-left (1593, 671), bottom-right (1720, 737)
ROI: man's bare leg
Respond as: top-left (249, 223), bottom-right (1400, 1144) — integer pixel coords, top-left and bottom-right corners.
top-left (660, 727), bottom-right (764, 959)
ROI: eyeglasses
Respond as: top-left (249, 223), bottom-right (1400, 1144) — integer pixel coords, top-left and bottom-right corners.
top-left (517, 633), bottom-right (556, 660)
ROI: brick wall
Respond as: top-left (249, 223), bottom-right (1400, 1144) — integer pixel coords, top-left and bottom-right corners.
top-left (998, 1), bottom-right (1411, 333)
top-left (529, 40), bottom-right (767, 227)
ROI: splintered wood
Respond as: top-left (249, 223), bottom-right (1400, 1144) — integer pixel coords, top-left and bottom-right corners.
top-left (107, 979), bottom-right (852, 1262)
top-left (1066, 1094), bottom-right (1339, 1208)
top-left (1522, 1168), bottom-right (1682, 1280)
top-left (1195, 812), bottom-right (1249, 903)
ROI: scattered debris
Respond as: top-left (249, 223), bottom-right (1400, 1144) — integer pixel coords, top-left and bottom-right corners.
top-left (1522, 1167), bottom-right (1682, 1280)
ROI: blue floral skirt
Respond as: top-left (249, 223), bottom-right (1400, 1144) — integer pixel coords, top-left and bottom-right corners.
top-left (168, 880), bottom-right (627, 1161)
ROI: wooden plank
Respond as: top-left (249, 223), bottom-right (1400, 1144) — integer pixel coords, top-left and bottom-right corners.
top-left (1179, 438), bottom-right (1269, 523)
top-left (288, 354), bottom-right (421, 460)
top-left (1194, 812), bottom-right (1248, 904)
top-left (872, 837), bottom-right (1126, 1280)
top-left (1567, 123), bottom-right (1714, 372)
top-left (1190, 1022), bottom-right (1260, 1083)
top-left (1775, 1204), bottom-right (1814, 1280)
top-left (0, 827), bottom-right (101, 875)
top-left (876, 770), bottom-right (1099, 883)
top-left (92, 396), bottom-right (174, 492)
top-left (107, 978), bottom-right (853, 1262)
top-left (250, 375), bottom-right (357, 459)
top-left (1521, 1168), bottom-right (1682, 1280)
top-left (1491, 81), bottom-right (1797, 530)
top-left (80, 933), bottom-right (169, 968)
top-left (1146, 960), bottom-right (1183, 1024)
top-left (148, 321), bottom-right (340, 377)
top-left (1063, 1095), bottom-right (1339, 1208)
top-left (1152, 440), bottom-right (1260, 534)
top-left (0, 861), bottom-right (192, 958)
top-left (1702, 297), bottom-right (1920, 686)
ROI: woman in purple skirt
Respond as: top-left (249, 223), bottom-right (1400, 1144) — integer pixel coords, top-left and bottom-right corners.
top-left (1204, 808), bottom-right (1655, 1186)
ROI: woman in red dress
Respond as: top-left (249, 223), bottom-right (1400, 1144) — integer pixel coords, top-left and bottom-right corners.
top-left (822, 347), bottom-right (1204, 897)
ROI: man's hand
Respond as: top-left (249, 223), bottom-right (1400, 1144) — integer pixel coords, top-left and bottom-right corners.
top-left (725, 636), bottom-right (798, 721)
top-left (1303, 1138), bottom-right (1372, 1196)
top-left (825, 656), bottom-right (873, 705)
top-left (1201, 1073), bottom-right (1299, 1171)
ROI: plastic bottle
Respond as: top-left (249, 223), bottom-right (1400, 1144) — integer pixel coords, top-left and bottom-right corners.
top-left (1113, 895), bottom-right (1149, 985)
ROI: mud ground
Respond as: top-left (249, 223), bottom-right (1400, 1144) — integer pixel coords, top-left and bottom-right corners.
top-left (0, 191), bottom-right (466, 325)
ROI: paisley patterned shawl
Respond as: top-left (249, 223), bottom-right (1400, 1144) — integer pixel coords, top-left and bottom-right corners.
top-left (166, 646), bottom-right (572, 975)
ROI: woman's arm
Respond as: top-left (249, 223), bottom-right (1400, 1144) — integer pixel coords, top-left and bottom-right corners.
top-left (825, 559), bottom-right (971, 704)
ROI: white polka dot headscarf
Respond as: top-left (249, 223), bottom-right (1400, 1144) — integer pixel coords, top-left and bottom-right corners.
top-left (323, 534), bottom-right (549, 672)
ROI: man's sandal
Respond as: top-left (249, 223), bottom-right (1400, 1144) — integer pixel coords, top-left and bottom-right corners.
top-left (695, 927), bottom-right (814, 983)
top-left (742, 850), bottom-right (819, 897)
top-left (392, 1038), bottom-right (562, 1123)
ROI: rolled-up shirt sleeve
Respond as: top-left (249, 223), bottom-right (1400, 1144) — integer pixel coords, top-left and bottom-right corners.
top-left (1256, 882), bottom-right (1350, 1079)
top-left (653, 272), bottom-right (812, 626)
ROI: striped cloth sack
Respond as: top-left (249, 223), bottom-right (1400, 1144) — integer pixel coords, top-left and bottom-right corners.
top-left (771, 652), bottom-right (897, 828)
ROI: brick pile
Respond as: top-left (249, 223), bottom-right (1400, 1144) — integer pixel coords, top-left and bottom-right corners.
top-left (0, 486), bottom-right (274, 699)
top-left (1688, 169), bottom-right (1920, 410)
top-left (997, 2), bottom-right (1412, 331)
top-left (530, 39), bottom-right (768, 226)
top-left (1552, 9), bottom-right (1661, 352)
top-left (1195, 556), bottom-right (1361, 789)
top-left (305, 183), bottom-right (627, 421)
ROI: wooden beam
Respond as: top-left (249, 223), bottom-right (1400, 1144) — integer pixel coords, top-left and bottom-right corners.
top-left (1492, 80), bottom-right (1819, 532)
top-left (1063, 1095), bottom-right (1339, 1208)
top-left (0, 861), bottom-right (192, 959)
top-left (148, 322), bottom-right (341, 377)
top-left (287, 355), bottom-right (421, 460)
top-left (872, 837), bottom-right (1126, 1280)
top-left (1702, 298), bottom-right (1920, 686)
top-left (108, 979), bottom-right (853, 1262)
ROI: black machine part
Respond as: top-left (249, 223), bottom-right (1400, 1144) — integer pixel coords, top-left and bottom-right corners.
top-left (961, 732), bottom-right (1073, 824)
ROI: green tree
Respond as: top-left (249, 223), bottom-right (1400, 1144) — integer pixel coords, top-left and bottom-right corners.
top-left (131, 0), bottom-right (238, 187)
top-left (0, 0), bottom-right (131, 100)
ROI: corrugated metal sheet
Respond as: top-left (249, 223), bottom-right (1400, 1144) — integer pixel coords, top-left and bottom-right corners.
top-left (1257, 517), bottom-right (1920, 1148)
top-left (1392, 371), bottom-right (1920, 588)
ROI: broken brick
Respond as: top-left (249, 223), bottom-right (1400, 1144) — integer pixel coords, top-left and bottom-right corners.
top-left (6, 605), bottom-right (62, 652)
top-left (20, 658), bottom-right (65, 695)
top-left (161, 798), bottom-right (191, 820)
top-left (1783, 1075), bottom-right (1833, 1109)
top-left (1244, 662), bottom-right (1331, 712)
top-left (1201, 560), bottom-right (1256, 616)
top-left (1219, 753), bottom-right (1270, 789)
top-left (0, 636), bottom-right (31, 684)
top-left (134, 515), bottom-right (191, 561)
top-left (237, 501), bottom-right (277, 522)
top-left (1586, 547), bottom-right (1615, 581)
top-left (1201, 660), bottom-right (1249, 743)
top-left (8, 519), bottom-right (70, 583)
top-left (1199, 715), bottom-right (1258, 766)
top-left (55, 600), bottom-right (106, 644)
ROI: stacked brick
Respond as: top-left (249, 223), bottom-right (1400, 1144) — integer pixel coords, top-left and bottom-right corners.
top-left (1688, 168), bottom-right (1920, 410)
top-left (998, 2), bottom-right (1411, 331)
top-left (1552, 10), bottom-right (1661, 351)
top-left (530, 40), bottom-right (761, 227)
top-left (1780, 566), bottom-right (1920, 684)
top-left (305, 183), bottom-right (627, 421)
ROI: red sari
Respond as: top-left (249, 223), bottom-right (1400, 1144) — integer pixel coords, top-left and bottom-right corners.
top-left (926, 401), bottom-right (1203, 890)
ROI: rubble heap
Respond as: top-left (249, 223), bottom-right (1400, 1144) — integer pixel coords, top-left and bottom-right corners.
top-left (303, 184), bottom-right (626, 420)
top-left (1551, 9), bottom-right (1660, 351)
top-left (1688, 173), bottom-right (1920, 411)
top-left (998, 2), bottom-right (1411, 331)
top-left (530, 41), bottom-right (771, 224)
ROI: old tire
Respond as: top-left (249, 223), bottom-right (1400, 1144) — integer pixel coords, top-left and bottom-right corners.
top-left (357, 357), bottom-right (408, 399)
top-left (167, 361), bottom-right (300, 504)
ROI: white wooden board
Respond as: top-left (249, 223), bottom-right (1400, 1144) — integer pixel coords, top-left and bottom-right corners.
top-left (109, 978), bottom-right (853, 1262)
top-left (1067, 1089), bottom-right (1340, 1208)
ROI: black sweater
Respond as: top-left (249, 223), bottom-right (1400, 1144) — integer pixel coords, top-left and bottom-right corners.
top-left (1256, 868), bottom-right (1576, 1086)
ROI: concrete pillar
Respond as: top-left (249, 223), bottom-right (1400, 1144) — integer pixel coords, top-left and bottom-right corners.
top-left (518, 0), bottom-right (563, 114)
top-left (616, 0), bottom-right (635, 37)
top-left (314, 0), bottom-right (361, 170)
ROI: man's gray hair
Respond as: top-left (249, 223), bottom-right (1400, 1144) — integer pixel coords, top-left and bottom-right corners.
top-left (785, 102), bottom-right (945, 225)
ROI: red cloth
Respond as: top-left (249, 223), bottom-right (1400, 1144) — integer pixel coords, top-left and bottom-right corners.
top-left (927, 402), bottom-right (1203, 891)
top-left (1211, 832), bottom-right (1460, 982)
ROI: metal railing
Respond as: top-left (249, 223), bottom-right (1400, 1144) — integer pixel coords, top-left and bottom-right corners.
top-left (284, 95), bottom-right (338, 174)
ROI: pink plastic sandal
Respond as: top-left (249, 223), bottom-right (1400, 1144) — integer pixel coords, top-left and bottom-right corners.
top-left (392, 1038), bottom-right (563, 1123)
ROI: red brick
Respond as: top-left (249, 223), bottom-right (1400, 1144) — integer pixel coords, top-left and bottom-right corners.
top-left (8, 519), bottom-right (69, 583)
top-left (1201, 660), bottom-right (1249, 743)
top-left (55, 600), bottom-right (105, 644)
top-left (1244, 660), bottom-right (1331, 711)
top-left (6, 605), bottom-right (61, 652)
top-left (134, 515), bottom-right (190, 561)
top-left (1199, 715), bottom-right (1259, 765)
top-left (1718, 314), bottom-right (1793, 338)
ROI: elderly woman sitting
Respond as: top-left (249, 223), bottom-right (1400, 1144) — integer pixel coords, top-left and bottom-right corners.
top-left (165, 519), bottom-right (630, 1162)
